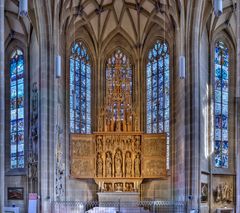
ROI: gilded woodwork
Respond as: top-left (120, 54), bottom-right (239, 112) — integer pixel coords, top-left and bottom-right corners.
top-left (70, 52), bottom-right (167, 190)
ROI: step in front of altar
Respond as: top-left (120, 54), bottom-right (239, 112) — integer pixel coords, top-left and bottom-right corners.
top-left (86, 207), bottom-right (150, 213)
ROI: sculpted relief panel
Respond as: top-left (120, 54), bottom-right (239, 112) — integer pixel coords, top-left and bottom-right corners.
top-left (70, 134), bottom-right (95, 178)
top-left (70, 133), bottom-right (167, 180)
top-left (94, 134), bottom-right (143, 179)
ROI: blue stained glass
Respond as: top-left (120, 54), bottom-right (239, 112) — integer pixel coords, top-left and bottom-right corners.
top-left (11, 133), bottom-right (17, 144)
top-left (222, 92), bottom-right (228, 103)
top-left (222, 104), bottom-right (228, 116)
top-left (146, 40), bottom-right (170, 168)
top-left (11, 86), bottom-right (17, 98)
top-left (222, 155), bottom-right (228, 168)
top-left (215, 78), bottom-right (221, 90)
top-left (215, 115), bottom-right (222, 129)
top-left (10, 49), bottom-right (25, 169)
top-left (215, 90), bottom-right (221, 103)
top-left (18, 108), bottom-right (24, 119)
top-left (70, 41), bottom-right (91, 133)
top-left (11, 110), bottom-right (16, 120)
top-left (215, 128), bottom-right (221, 140)
top-left (214, 41), bottom-right (229, 168)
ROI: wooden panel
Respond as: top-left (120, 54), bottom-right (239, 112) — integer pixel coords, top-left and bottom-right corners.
top-left (142, 134), bottom-right (167, 178)
top-left (70, 134), bottom-right (95, 178)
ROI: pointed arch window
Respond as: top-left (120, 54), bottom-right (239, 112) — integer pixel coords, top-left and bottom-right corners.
top-left (146, 40), bottom-right (170, 167)
top-left (10, 49), bottom-right (25, 169)
top-left (70, 41), bottom-right (91, 133)
top-left (105, 49), bottom-right (133, 121)
top-left (214, 41), bottom-right (229, 168)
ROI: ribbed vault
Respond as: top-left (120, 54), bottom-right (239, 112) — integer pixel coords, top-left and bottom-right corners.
top-left (59, 0), bottom-right (180, 45)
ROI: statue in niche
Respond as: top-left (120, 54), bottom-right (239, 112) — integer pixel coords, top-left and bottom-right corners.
top-left (96, 153), bottom-right (103, 177)
top-left (125, 183), bottom-right (134, 192)
top-left (125, 152), bottom-right (132, 177)
top-left (134, 136), bottom-right (141, 151)
top-left (97, 136), bottom-right (103, 152)
top-left (134, 153), bottom-right (141, 177)
top-left (115, 150), bottom-right (123, 177)
top-left (105, 152), bottom-right (112, 177)
top-left (104, 183), bottom-right (113, 192)
top-left (115, 183), bottom-right (123, 192)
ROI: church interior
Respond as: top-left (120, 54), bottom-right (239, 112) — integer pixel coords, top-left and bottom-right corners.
top-left (0, 0), bottom-right (240, 212)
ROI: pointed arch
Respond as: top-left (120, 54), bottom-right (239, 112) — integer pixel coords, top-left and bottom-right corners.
top-left (69, 41), bottom-right (92, 134)
top-left (214, 40), bottom-right (229, 168)
top-left (9, 48), bottom-right (25, 169)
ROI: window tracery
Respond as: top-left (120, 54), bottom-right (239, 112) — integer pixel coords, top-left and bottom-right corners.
top-left (70, 41), bottom-right (91, 133)
top-left (146, 40), bottom-right (170, 168)
top-left (10, 49), bottom-right (25, 169)
top-left (214, 41), bottom-right (229, 168)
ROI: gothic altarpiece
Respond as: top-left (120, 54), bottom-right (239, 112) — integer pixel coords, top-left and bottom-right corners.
top-left (70, 51), bottom-right (167, 199)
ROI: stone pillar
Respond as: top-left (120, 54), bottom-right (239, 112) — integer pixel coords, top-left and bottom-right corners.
top-left (236, 2), bottom-right (240, 212)
top-left (172, 0), bottom-right (186, 202)
top-left (236, 98), bottom-right (240, 213)
top-left (0, 0), bottom-right (4, 211)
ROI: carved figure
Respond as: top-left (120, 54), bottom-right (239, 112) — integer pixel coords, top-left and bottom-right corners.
top-left (105, 152), bottom-right (112, 177)
top-left (115, 150), bottom-right (123, 177)
top-left (222, 183), bottom-right (228, 201)
top-left (134, 153), bottom-right (141, 177)
top-left (134, 136), bottom-right (141, 151)
top-left (227, 185), bottom-right (233, 202)
top-left (97, 136), bottom-right (103, 151)
top-left (97, 153), bottom-right (103, 177)
top-left (125, 183), bottom-right (134, 192)
top-left (115, 183), bottom-right (123, 192)
top-left (125, 152), bottom-right (132, 177)
top-left (215, 183), bottom-right (233, 203)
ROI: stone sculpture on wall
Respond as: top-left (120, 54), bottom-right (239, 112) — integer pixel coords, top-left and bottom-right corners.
top-left (214, 183), bottom-right (233, 203)
top-left (115, 150), bottom-right (123, 177)
top-left (28, 82), bottom-right (39, 193)
top-left (125, 152), bottom-right (132, 177)
top-left (97, 153), bottom-right (103, 177)
top-left (105, 152), bottom-right (112, 177)
top-left (134, 153), bottom-right (141, 177)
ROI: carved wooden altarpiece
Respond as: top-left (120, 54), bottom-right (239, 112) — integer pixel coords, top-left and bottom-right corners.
top-left (70, 50), bottom-right (167, 193)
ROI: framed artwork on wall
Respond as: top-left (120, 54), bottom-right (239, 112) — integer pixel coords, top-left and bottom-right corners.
top-left (201, 183), bottom-right (208, 203)
top-left (7, 187), bottom-right (24, 200)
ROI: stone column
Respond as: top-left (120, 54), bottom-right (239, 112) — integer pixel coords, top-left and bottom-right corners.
top-left (0, 0), bottom-right (4, 211)
top-left (236, 2), bottom-right (240, 212)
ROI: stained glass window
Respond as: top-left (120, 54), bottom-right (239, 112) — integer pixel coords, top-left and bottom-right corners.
top-left (105, 49), bottom-right (132, 121)
top-left (70, 41), bottom-right (91, 133)
top-left (214, 41), bottom-right (229, 168)
top-left (146, 40), bottom-right (170, 168)
top-left (10, 49), bottom-right (25, 169)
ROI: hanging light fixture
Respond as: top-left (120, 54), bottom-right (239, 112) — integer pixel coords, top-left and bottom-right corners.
top-left (55, 55), bottom-right (62, 78)
top-left (179, 55), bottom-right (186, 79)
top-left (214, 0), bottom-right (223, 17)
top-left (19, 0), bottom-right (28, 17)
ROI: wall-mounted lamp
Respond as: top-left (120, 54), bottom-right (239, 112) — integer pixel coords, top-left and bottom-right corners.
top-left (19, 0), bottom-right (28, 17)
top-left (55, 55), bottom-right (61, 78)
top-left (214, 0), bottom-right (223, 17)
top-left (179, 55), bottom-right (185, 79)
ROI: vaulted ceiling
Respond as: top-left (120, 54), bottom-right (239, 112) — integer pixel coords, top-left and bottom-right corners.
top-left (207, 0), bottom-right (237, 40)
top-left (4, 0), bottom-right (36, 45)
top-left (60, 0), bottom-right (181, 45)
